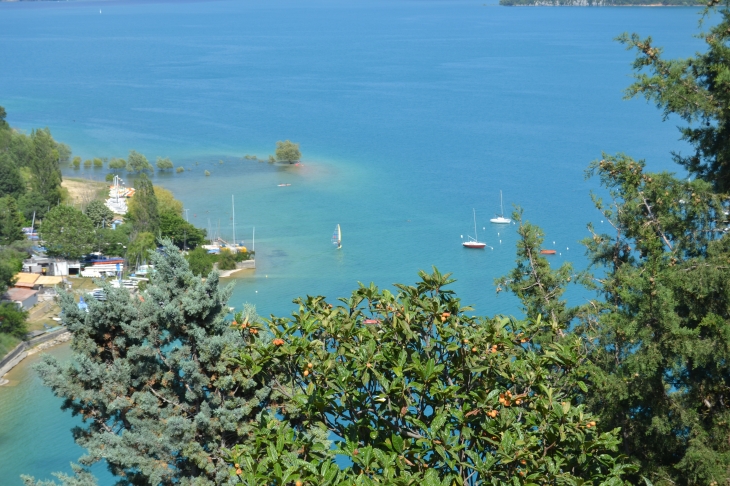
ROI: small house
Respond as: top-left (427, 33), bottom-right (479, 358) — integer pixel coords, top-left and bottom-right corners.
top-left (2, 288), bottom-right (39, 310)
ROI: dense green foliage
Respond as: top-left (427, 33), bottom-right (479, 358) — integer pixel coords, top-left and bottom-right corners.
top-left (126, 150), bottom-right (152, 173)
top-left (275, 140), bottom-right (301, 163)
top-left (0, 197), bottom-right (25, 245)
top-left (619, 10), bottom-right (730, 192)
top-left (156, 156), bottom-right (173, 171)
top-left (84, 200), bottom-right (114, 229)
top-left (0, 302), bottom-right (28, 338)
top-left (127, 173), bottom-right (159, 235)
top-left (25, 241), bottom-right (286, 486)
top-left (39, 205), bottom-right (95, 260)
top-left (185, 246), bottom-right (216, 276)
top-left (159, 212), bottom-right (206, 250)
top-left (225, 270), bottom-right (633, 485)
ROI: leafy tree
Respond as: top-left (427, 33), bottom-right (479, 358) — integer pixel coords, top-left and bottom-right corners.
top-left (83, 159), bottom-right (92, 168)
top-left (275, 140), bottom-right (301, 163)
top-left (227, 269), bottom-right (635, 485)
top-left (71, 156), bottom-right (81, 170)
top-left (216, 248), bottom-right (236, 270)
top-left (580, 154), bottom-right (730, 485)
top-left (0, 197), bottom-right (26, 244)
top-left (126, 150), bottom-right (152, 173)
top-left (155, 156), bottom-right (173, 171)
top-left (108, 158), bottom-right (126, 170)
top-left (26, 241), bottom-right (290, 485)
top-left (93, 158), bottom-right (103, 168)
top-left (39, 205), bottom-right (95, 260)
top-left (175, 166), bottom-right (184, 173)
top-left (185, 246), bottom-right (216, 276)
top-left (104, 173), bottom-right (115, 182)
top-left (618, 7), bottom-right (730, 192)
top-left (0, 153), bottom-right (26, 199)
top-left (204, 170), bottom-right (210, 176)
top-left (153, 186), bottom-right (183, 216)
top-left (0, 303), bottom-right (28, 338)
top-left (268, 155), bottom-right (275, 164)
top-left (159, 212), bottom-right (206, 250)
top-left (94, 225), bottom-right (130, 257)
top-left (0, 247), bottom-right (24, 294)
top-left (84, 200), bottom-right (114, 228)
top-left (127, 173), bottom-right (159, 234)
top-left (0, 105), bottom-right (8, 130)
top-left (17, 190), bottom-right (49, 221)
top-left (27, 128), bottom-right (63, 206)
top-left (125, 231), bottom-right (156, 268)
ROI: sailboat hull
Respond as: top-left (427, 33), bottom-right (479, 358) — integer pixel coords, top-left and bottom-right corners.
top-left (462, 241), bottom-right (486, 249)
top-left (490, 217), bottom-right (511, 224)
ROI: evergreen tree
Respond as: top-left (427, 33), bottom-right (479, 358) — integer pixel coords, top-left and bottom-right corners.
top-left (28, 128), bottom-right (63, 206)
top-left (26, 240), bottom-right (293, 485)
top-left (581, 154), bottom-right (730, 485)
top-left (128, 173), bottom-right (159, 234)
top-left (495, 209), bottom-right (583, 343)
top-left (0, 197), bottom-right (26, 245)
top-left (619, 6), bottom-right (730, 192)
top-left (0, 152), bottom-right (25, 199)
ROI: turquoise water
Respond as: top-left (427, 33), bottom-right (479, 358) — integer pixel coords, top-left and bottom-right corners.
top-left (0, 1), bottom-right (705, 483)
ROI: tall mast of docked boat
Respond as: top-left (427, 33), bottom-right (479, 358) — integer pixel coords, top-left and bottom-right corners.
top-left (232, 195), bottom-right (236, 245)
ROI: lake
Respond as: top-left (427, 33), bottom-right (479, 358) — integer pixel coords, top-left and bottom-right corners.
top-left (0, 0), bottom-right (705, 482)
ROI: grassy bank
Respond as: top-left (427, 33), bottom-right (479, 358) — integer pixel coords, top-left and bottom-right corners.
top-left (0, 333), bottom-right (21, 359)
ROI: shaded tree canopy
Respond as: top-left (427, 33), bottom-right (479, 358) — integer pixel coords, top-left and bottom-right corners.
top-left (0, 153), bottom-right (25, 199)
top-left (0, 197), bottom-right (25, 245)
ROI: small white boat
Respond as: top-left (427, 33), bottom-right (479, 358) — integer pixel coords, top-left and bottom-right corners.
top-left (462, 209), bottom-right (486, 249)
top-left (332, 224), bottom-right (342, 249)
top-left (490, 190), bottom-right (511, 224)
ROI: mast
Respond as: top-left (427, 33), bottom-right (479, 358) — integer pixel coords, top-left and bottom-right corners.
top-left (252, 227), bottom-right (255, 252)
top-left (473, 208), bottom-right (478, 242)
top-left (232, 195), bottom-right (236, 246)
top-left (500, 190), bottom-right (504, 217)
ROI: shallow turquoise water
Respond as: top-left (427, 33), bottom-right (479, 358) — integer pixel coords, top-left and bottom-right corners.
top-left (0, 0), bottom-right (706, 483)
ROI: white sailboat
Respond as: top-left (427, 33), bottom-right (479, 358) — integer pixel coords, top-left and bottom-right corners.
top-left (490, 190), bottom-right (511, 224)
top-left (462, 209), bottom-right (486, 249)
top-left (332, 224), bottom-right (342, 249)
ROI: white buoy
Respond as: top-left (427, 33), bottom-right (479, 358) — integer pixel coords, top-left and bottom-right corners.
top-left (497, 233), bottom-right (500, 237)
top-left (553, 241), bottom-right (555, 245)
top-left (601, 220), bottom-right (604, 223)
top-left (255, 290), bottom-right (258, 293)
top-left (499, 240), bottom-right (502, 244)
top-left (567, 247), bottom-right (569, 250)
top-left (460, 235), bottom-right (463, 238)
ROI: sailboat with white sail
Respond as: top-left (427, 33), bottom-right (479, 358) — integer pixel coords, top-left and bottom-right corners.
top-left (490, 190), bottom-right (511, 224)
top-left (462, 209), bottom-right (486, 249)
top-left (332, 224), bottom-right (342, 249)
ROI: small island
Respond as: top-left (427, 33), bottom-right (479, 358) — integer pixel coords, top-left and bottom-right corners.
top-left (500, 0), bottom-right (701, 5)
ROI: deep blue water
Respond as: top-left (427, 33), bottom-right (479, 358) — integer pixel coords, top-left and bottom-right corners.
top-left (0, 0), bottom-right (706, 483)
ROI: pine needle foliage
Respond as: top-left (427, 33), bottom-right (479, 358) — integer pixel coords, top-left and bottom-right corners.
top-left (618, 6), bottom-right (730, 192)
top-left (495, 209), bottom-right (585, 343)
top-left (26, 240), bottom-right (290, 485)
top-left (580, 154), bottom-right (730, 485)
